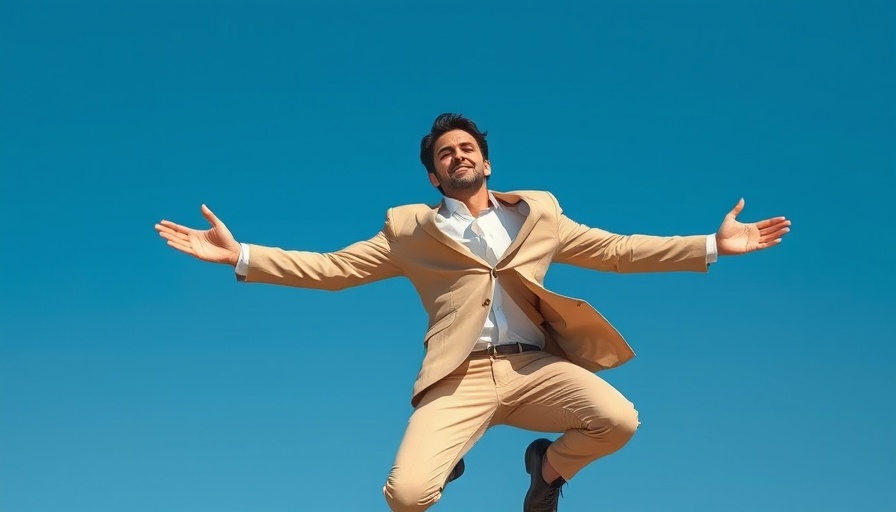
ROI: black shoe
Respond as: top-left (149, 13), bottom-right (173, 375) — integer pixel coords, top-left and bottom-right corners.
top-left (523, 439), bottom-right (566, 512)
top-left (446, 458), bottom-right (465, 484)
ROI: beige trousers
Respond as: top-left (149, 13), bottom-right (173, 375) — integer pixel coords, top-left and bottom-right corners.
top-left (383, 350), bottom-right (640, 512)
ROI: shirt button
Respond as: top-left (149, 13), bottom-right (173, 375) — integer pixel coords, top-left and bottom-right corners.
top-left (482, 299), bottom-right (491, 307)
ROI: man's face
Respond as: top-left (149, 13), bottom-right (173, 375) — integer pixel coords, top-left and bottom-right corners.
top-left (428, 129), bottom-right (491, 196)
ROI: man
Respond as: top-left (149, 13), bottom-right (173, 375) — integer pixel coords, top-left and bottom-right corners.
top-left (155, 113), bottom-right (790, 511)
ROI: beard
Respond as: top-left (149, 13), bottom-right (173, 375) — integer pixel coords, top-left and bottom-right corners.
top-left (443, 166), bottom-right (486, 194)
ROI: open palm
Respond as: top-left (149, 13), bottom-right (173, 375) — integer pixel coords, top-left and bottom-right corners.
top-left (716, 199), bottom-right (791, 255)
top-left (155, 205), bottom-right (241, 265)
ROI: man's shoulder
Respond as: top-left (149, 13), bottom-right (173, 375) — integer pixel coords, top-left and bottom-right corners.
top-left (495, 189), bottom-right (558, 207)
top-left (383, 202), bottom-right (437, 229)
top-left (505, 189), bottom-right (555, 200)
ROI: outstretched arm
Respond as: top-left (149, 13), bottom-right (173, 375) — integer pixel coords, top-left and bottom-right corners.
top-left (552, 194), bottom-right (790, 273)
top-left (155, 205), bottom-right (403, 291)
top-left (715, 198), bottom-right (791, 255)
top-left (155, 204), bottom-right (241, 266)
top-left (552, 191), bottom-right (708, 273)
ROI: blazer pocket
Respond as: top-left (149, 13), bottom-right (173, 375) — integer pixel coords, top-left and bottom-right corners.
top-left (423, 311), bottom-right (457, 348)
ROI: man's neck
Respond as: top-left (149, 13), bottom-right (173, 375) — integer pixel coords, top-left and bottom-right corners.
top-left (447, 187), bottom-right (490, 217)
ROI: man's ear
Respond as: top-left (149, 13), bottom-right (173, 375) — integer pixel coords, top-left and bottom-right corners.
top-left (484, 160), bottom-right (491, 177)
top-left (428, 172), bottom-right (441, 188)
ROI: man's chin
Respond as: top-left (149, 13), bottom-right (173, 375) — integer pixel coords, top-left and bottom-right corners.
top-left (448, 177), bottom-right (484, 193)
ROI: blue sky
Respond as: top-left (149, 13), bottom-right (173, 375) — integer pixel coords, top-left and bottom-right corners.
top-left (1, 1), bottom-right (893, 511)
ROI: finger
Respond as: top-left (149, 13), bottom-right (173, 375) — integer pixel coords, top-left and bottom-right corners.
top-left (158, 220), bottom-right (193, 234)
top-left (158, 230), bottom-right (190, 245)
top-left (201, 204), bottom-right (222, 228)
top-left (758, 220), bottom-right (790, 236)
top-left (755, 239), bottom-right (783, 251)
top-left (755, 217), bottom-right (789, 230)
top-left (759, 226), bottom-right (790, 242)
top-left (155, 224), bottom-right (190, 240)
top-left (166, 240), bottom-right (196, 256)
top-left (727, 198), bottom-right (745, 219)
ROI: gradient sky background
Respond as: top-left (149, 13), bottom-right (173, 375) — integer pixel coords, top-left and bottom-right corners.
top-left (1, 1), bottom-right (894, 511)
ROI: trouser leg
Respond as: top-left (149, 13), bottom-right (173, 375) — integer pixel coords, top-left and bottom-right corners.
top-left (496, 351), bottom-right (640, 481)
top-left (383, 358), bottom-right (497, 512)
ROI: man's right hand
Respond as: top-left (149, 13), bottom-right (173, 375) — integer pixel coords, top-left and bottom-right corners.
top-left (155, 204), bottom-right (241, 266)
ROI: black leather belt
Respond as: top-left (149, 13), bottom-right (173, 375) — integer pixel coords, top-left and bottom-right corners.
top-left (470, 343), bottom-right (541, 357)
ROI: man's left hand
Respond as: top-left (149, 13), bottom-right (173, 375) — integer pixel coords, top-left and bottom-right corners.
top-left (715, 198), bottom-right (791, 256)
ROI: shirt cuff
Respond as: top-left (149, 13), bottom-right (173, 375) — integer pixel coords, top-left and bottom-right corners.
top-left (705, 234), bottom-right (718, 265)
top-left (235, 243), bottom-right (250, 277)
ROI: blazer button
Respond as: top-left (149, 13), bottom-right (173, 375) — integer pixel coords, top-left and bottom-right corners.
top-left (491, 268), bottom-right (497, 277)
top-left (482, 298), bottom-right (491, 307)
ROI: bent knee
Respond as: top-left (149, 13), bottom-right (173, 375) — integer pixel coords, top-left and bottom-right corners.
top-left (597, 402), bottom-right (640, 448)
top-left (383, 473), bottom-right (441, 512)
top-left (614, 402), bottom-right (640, 437)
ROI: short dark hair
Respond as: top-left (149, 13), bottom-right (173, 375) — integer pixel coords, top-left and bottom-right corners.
top-left (419, 113), bottom-right (489, 176)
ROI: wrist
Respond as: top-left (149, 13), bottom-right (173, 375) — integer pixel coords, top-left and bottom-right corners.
top-left (714, 233), bottom-right (731, 256)
top-left (227, 243), bottom-right (241, 267)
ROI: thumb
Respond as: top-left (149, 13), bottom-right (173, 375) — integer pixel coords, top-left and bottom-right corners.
top-left (201, 204), bottom-right (222, 227)
top-left (726, 198), bottom-right (745, 219)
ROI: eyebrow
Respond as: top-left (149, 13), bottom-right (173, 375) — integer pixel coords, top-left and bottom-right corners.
top-left (437, 142), bottom-right (475, 155)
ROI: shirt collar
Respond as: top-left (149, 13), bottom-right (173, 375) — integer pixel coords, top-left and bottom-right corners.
top-left (443, 191), bottom-right (504, 219)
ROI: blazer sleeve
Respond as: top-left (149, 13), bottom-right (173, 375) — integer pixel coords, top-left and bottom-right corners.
top-left (550, 193), bottom-right (708, 273)
top-left (240, 209), bottom-right (403, 290)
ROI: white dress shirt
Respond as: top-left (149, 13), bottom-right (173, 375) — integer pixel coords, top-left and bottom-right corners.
top-left (235, 194), bottom-right (719, 351)
top-left (435, 193), bottom-right (547, 351)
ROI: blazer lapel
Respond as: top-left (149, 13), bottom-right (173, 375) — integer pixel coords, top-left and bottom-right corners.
top-left (493, 191), bottom-right (543, 266)
top-left (415, 204), bottom-right (491, 267)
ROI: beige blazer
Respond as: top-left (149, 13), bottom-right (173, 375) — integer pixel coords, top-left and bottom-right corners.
top-left (244, 190), bottom-right (708, 406)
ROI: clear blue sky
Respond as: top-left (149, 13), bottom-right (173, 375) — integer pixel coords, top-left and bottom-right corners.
top-left (1, 1), bottom-right (893, 511)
